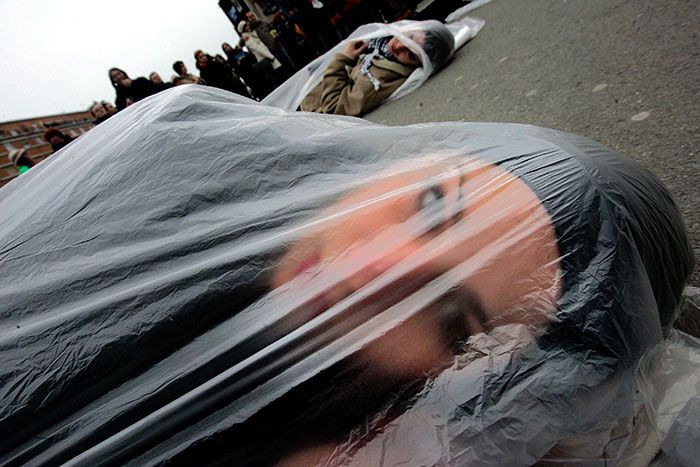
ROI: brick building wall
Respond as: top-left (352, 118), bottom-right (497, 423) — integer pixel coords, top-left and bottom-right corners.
top-left (0, 111), bottom-right (94, 188)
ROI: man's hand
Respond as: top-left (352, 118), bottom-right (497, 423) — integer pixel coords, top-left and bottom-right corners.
top-left (342, 40), bottom-right (368, 60)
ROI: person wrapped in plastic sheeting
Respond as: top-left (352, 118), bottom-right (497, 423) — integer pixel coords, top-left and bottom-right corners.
top-left (0, 86), bottom-right (694, 466)
top-left (299, 20), bottom-right (454, 116)
top-left (263, 15), bottom-right (485, 115)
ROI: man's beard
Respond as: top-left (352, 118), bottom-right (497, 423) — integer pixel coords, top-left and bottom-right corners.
top-left (222, 285), bottom-right (489, 465)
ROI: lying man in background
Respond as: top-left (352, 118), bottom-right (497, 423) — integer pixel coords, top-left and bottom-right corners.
top-left (300, 20), bottom-right (454, 116)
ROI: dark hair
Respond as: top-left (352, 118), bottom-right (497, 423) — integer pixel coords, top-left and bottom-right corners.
top-left (417, 20), bottom-right (454, 71)
top-left (17, 154), bottom-right (35, 168)
top-left (43, 128), bottom-right (64, 141)
top-left (173, 61), bottom-right (185, 74)
top-left (108, 67), bottom-right (129, 88)
top-left (108, 68), bottom-right (131, 110)
top-left (194, 53), bottom-right (209, 70)
top-left (88, 101), bottom-right (103, 117)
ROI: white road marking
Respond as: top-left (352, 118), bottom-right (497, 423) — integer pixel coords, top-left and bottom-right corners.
top-left (631, 111), bottom-right (651, 121)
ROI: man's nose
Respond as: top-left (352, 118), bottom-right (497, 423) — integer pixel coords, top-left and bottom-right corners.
top-left (345, 235), bottom-right (429, 294)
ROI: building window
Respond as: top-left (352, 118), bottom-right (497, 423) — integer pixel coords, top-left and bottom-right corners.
top-left (3, 142), bottom-right (15, 152)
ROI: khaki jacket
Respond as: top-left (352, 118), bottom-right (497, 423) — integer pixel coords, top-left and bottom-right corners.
top-left (300, 53), bottom-right (414, 117)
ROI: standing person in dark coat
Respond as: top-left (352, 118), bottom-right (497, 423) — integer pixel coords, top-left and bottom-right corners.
top-left (108, 67), bottom-right (131, 110)
top-left (245, 11), bottom-right (298, 74)
top-left (88, 101), bottom-right (115, 125)
top-left (43, 128), bottom-right (73, 153)
top-left (238, 22), bottom-right (289, 85)
top-left (214, 54), bottom-right (229, 68)
top-left (272, 10), bottom-right (317, 67)
top-left (149, 72), bottom-right (173, 91)
top-left (172, 61), bottom-right (205, 84)
top-left (222, 41), bottom-right (274, 100)
top-left (8, 149), bottom-right (36, 175)
top-left (222, 42), bottom-right (257, 75)
top-left (194, 50), bottom-right (251, 99)
top-left (109, 68), bottom-right (161, 110)
top-left (281, 0), bottom-right (336, 54)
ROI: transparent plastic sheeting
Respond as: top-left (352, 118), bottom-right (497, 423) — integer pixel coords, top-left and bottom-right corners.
top-left (262, 15), bottom-right (485, 112)
top-left (0, 86), bottom-right (695, 466)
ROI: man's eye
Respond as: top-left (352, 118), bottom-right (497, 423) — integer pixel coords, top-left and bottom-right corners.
top-left (419, 186), bottom-right (444, 210)
top-left (417, 186), bottom-right (447, 231)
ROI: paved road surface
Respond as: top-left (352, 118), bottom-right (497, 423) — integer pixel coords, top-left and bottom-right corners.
top-left (367, 0), bottom-right (699, 285)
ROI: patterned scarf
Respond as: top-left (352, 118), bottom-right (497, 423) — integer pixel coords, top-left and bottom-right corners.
top-left (360, 36), bottom-right (397, 91)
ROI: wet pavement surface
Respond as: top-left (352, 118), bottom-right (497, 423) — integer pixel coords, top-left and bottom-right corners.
top-left (367, 0), bottom-right (699, 285)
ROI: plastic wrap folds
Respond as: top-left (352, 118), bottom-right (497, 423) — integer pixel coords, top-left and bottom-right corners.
top-left (0, 86), bottom-right (695, 466)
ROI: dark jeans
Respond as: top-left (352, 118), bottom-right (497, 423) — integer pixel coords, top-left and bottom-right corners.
top-left (273, 46), bottom-right (298, 74)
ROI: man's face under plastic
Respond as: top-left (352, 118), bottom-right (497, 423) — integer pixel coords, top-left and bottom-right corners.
top-left (272, 158), bottom-right (562, 378)
top-left (388, 31), bottom-right (424, 67)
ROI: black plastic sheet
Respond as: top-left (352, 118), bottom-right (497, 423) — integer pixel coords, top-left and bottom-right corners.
top-left (0, 86), bottom-right (694, 465)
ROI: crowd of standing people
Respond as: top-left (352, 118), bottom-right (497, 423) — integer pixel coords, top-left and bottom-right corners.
top-left (104, 10), bottom-right (308, 114)
top-left (103, 1), bottom-right (421, 114)
top-left (6, 0), bottom-right (437, 177)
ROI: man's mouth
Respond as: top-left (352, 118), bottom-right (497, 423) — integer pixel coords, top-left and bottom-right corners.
top-left (293, 253), bottom-right (321, 280)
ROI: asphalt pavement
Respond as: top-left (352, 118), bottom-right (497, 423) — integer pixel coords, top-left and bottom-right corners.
top-left (366, 0), bottom-right (699, 285)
